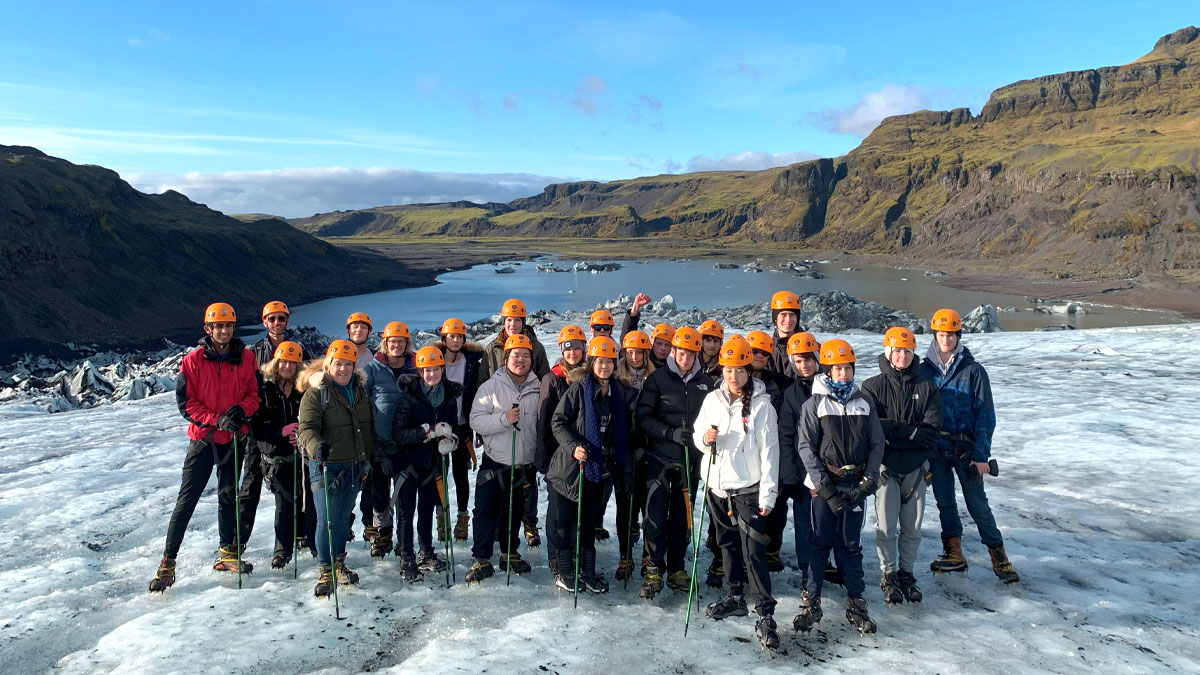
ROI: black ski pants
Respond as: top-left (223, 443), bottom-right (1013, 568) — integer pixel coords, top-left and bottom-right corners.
top-left (162, 439), bottom-right (238, 559)
top-left (548, 474), bottom-right (604, 568)
top-left (470, 454), bottom-right (529, 560)
top-left (394, 464), bottom-right (439, 559)
top-left (708, 489), bottom-right (775, 617)
top-left (236, 441), bottom-right (265, 546)
top-left (615, 457), bottom-right (649, 562)
top-left (643, 454), bottom-right (698, 573)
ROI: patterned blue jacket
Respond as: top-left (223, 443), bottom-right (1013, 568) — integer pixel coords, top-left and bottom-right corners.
top-left (919, 343), bottom-right (995, 462)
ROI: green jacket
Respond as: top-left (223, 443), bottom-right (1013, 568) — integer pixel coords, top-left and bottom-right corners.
top-left (298, 371), bottom-right (378, 464)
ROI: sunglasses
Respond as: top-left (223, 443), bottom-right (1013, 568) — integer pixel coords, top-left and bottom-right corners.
top-left (591, 325), bottom-right (613, 332)
top-left (265, 315), bottom-right (288, 323)
top-left (752, 349), bottom-right (771, 358)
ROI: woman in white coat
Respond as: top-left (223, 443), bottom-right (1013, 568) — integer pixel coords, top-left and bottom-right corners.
top-left (693, 336), bottom-right (781, 651)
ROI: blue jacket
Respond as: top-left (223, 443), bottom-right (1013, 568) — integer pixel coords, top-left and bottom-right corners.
top-left (364, 351), bottom-right (417, 442)
top-left (919, 343), bottom-right (995, 462)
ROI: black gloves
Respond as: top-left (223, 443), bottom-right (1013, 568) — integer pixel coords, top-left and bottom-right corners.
top-left (911, 425), bottom-right (939, 448)
top-left (311, 442), bottom-right (330, 463)
top-left (817, 483), bottom-right (848, 515)
top-left (217, 405), bottom-right (246, 432)
top-left (845, 477), bottom-right (879, 505)
top-left (670, 427), bottom-right (692, 446)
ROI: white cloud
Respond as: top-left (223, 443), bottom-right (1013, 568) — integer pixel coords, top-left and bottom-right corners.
top-left (814, 84), bottom-right (931, 137)
top-left (125, 166), bottom-right (566, 219)
top-left (684, 150), bottom-right (820, 172)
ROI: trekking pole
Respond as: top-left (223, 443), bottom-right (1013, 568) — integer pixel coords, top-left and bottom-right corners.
top-left (684, 426), bottom-right (717, 636)
top-left (574, 460), bottom-right (584, 609)
top-left (506, 404), bottom-right (518, 587)
top-left (293, 451), bottom-right (299, 580)
top-left (624, 487), bottom-right (635, 591)
top-left (233, 434), bottom-right (244, 590)
top-left (322, 462), bottom-right (343, 620)
top-left (441, 456), bottom-right (452, 589)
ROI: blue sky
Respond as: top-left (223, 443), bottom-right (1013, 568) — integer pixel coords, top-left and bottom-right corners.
top-left (0, 1), bottom-right (1194, 216)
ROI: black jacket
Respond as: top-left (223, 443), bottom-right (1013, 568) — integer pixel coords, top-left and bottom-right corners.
top-left (776, 376), bottom-right (814, 485)
top-left (251, 335), bottom-right (311, 368)
top-left (387, 375), bottom-right (463, 477)
top-left (251, 379), bottom-right (303, 459)
top-left (767, 331), bottom-right (797, 389)
top-left (860, 354), bottom-right (943, 475)
top-left (477, 325), bottom-right (551, 388)
top-left (536, 363), bottom-right (574, 473)
top-left (450, 342), bottom-right (486, 424)
top-left (548, 374), bottom-right (633, 498)
top-left (752, 369), bottom-right (785, 412)
top-left (636, 359), bottom-right (715, 465)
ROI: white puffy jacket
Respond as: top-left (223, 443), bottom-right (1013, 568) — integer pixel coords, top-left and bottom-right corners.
top-left (469, 367), bottom-right (541, 466)
top-left (692, 378), bottom-right (779, 509)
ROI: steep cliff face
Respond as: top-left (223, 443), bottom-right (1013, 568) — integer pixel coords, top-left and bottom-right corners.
top-left (288, 28), bottom-right (1200, 278)
top-left (0, 146), bottom-right (426, 350)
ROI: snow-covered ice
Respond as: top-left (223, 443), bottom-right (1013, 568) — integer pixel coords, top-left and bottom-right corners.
top-left (1, 324), bottom-right (1198, 673)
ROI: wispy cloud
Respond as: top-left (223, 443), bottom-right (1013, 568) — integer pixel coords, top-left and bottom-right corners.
top-left (684, 150), bottom-right (820, 172)
top-left (571, 75), bottom-right (608, 117)
top-left (809, 84), bottom-right (931, 137)
top-left (127, 27), bottom-right (170, 47)
top-left (125, 166), bottom-right (566, 219)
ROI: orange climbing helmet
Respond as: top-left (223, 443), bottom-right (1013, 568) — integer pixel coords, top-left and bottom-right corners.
top-left (589, 309), bottom-right (615, 327)
top-left (672, 326), bottom-right (703, 352)
top-left (346, 312), bottom-right (372, 329)
top-left (787, 332), bottom-right (820, 355)
top-left (415, 345), bottom-right (445, 368)
top-left (770, 291), bottom-right (801, 311)
top-left (650, 323), bottom-right (675, 343)
top-left (326, 339), bottom-right (358, 361)
top-left (622, 330), bottom-right (652, 350)
top-left (504, 334), bottom-right (533, 351)
top-left (818, 339), bottom-right (856, 366)
top-left (698, 320), bottom-right (724, 340)
top-left (930, 309), bottom-right (962, 332)
top-left (558, 325), bottom-right (587, 344)
top-left (382, 321), bottom-right (410, 339)
top-left (204, 302), bottom-right (236, 324)
top-left (273, 341), bottom-right (303, 363)
top-left (718, 336), bottom-right (753, 367)
top-left (745, 330), bottom-right (774, 353)
top-left (587, 336), bottom-right (619, 359)
top-left (501, 298), bottom-right (527, 318)
top-left (440, 318), bottom-right (467, 336)
top-left (261, 301), bottom-right (289, 319)
top-left (883, 327), bottom-right (916, 350)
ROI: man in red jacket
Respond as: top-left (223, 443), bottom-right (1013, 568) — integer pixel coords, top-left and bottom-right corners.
top-left (149, 302), bottom-right (261, 592)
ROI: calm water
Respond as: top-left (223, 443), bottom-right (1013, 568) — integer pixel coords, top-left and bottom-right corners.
top-left (279, 257), bottom-right (1178, 337)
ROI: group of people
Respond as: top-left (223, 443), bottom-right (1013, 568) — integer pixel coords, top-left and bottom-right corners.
top-left (148, 290), bottom-right (1020, 649)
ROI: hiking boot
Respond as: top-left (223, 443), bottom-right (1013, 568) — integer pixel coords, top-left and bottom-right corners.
top-left (314, 565), bottom-right (334, 597)
top-left (667, 569), bottom-right (692, 592)
top-left (792, 596), bottom-right (822, 632)
top-left (436, 510), bottom-right (447, 542)
top-left (706, 591), bottom-right (749, 620)
top-left (335, 560), bottom-right (359, 585)
top-left (930, 537), bottom-right (968, 573)
top-left (640, 565), bottom-right (664, 599)
top-left (417, 548), bottom-right (446, 573)
top-left (370, 526), bottom-right (393, 558)
top-left (524, 522), bottom-right (541, 548)
top-left (554, 554), bottom-right (578, 591)
top-left (148, 557), bottom-right (176, 592)
top-left (880, 571), bottom-right (904, 604)
top-left (213, 546), bottom-right (253, 574)
top-left (897, 569), bottom-right (923, 602)
top-left (824, 561), bottom-right (845, 586)
top-left (640, 554), bottom-right (651, 577)
top-left (988, 545), bottom-right (1020, 584)
top-left (594, 526), bottom-right (610, 542)
top-left (400, 555), bottom-right (422, 582)
top-left (271, 553), bottom-right (291, 570)
top-left (615, 558), bottom-right (635, 581)
top-left (845, 597), bottom-right (877, 634)
top-left (453, 512), bottom-right (469, 541)
top-left (756, 615), bottom-right (781, 651)
top-left (499, 552), bottom-right (531, 575)
top-left (579, 548), bottom-right (607, 593)
top-left (766, 550), bottom-right (785, 572)
top-left (705, 558), bottom-right (724, 588)
top-left (363, 525), bottom-right (378, 544)
top-left (465, 558), bottom-right (493, 583)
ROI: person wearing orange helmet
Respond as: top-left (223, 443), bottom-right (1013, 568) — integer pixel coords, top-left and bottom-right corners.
top-left (612, 329), bottom-right (655, 580)
top-left (648, 323), bottom-right (675, 369)
top-left (345, 312), bottom-right (375, 370)
top-left (245, 341), bottom-right (312, 569)
top-left (611, 291), bottom-right (654, 343)
top-left (547, 336), bottom-right (634, 594)
top-left (387, 346), bottom-right (462, 581)
top-left (764, 331), bottom-right (823, 578)
top-left (919, 309), bottom-right (1018, 585)
top-left (767, 291), bottom-right (804, 386)
top-left (534, 325), bottom-right (589, 564)
top-left (697, 320), bottom-right (725, 377)
top-left (361, 321), bottom-right (419, 556)
top-left (239, 302), bottom-right (311, 557)
top-left (466, 333), bottom-right (542, 583)
top-left (794, 339), bottom-right (885, 635)
top-left (477, 298), bottom-right (551, 389)
top-left (634, 326), bottom-right (716, 598)
top-left (745, 330), bottom-right (785, 411)
top-left (435, 318), bottom-right (486, 541)
top-left (861, 327), bottom-right (943, 605)
top-left (693, 337), bottom-right (781, 649)
top-left (296, 340), bottom-right (378, 598)
top-left (148, 303), bottom-right (262, 592)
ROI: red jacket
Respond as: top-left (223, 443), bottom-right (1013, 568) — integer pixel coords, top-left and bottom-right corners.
top-left (175, 337), bottom-right (261, 445)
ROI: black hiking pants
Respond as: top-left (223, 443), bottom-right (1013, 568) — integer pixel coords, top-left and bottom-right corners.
top-left (162, 439), bottom-right (238, 559)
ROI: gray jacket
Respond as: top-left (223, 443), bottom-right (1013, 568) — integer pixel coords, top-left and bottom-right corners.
top-left (469, 367), bottom-right (541, 466)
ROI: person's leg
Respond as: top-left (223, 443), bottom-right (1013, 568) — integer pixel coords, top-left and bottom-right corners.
top-left (928, 454), bottom-right (963, 542)
top-left (416, 473), bottom-right (438, 553)
top-left (897, 467), bottom-right (927, 573)
top-left (763, 488), bottom-right (789, 558)
top-left (214, 442), bottom-right (238, 551)
top-left (838, 504), bottom-right (867, 599)
top-left (709, 492), bottom-right (744, 591)
top-left (954, 461), bottom-right (1004, 548)
top-left (735, 494), bottom-right (774, 617)
top-left (615, 484), bottom-right (635, 562)
top-left (271, 459), bottom-right (296, 558)
top-left (237, 442), bottom-right (265, 545)
top-left (470, 459), bottom-right (502, 560)
top-left (523, 468), bottom-right (539, 528)
top-left (330, 463), bottom-right (362, 563)
top-left (503, 468), bottom-right (526, 557)
top-left (371, 462), bottom-right (392, 530)
top-left (311, 460), bottom-right (332, 567)
top-left (642, 457), bottom-right (671, 568)
top-left (451, 440), bottom-right (470, 513)
top-left (162, 440), bottom-right (217, 559)
top-left (874, 472), bottom-right (903, 574)
top-left (792, 486), bottom-right (812, 581)
top-left (806, 495), bottom-right (838, 600)
top-left (394, 472), bottom-right (418, 559)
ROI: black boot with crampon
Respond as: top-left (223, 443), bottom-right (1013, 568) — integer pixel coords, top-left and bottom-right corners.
top-left (314, 564), bottom-right (334, 597)
top-left (880, 571), bottom-right (904, 604)
top-left (148, 557), bottom-right (176, 593)
top-left (213, 546), bottom-right (253, 574)
top-left (756, 615), bottom-right (783, 653)
top-left (845, 597), bottom-right (877, 635)
top-left (370, 526), bottom-right (393, 558)
top-left (792, 595), bottom-right (822, 632)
